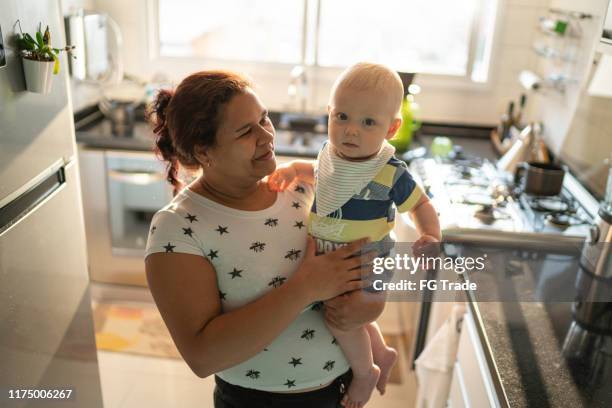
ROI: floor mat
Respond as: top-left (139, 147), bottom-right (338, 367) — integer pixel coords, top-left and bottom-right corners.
top-left (92, 301), bottom-right (181, 359)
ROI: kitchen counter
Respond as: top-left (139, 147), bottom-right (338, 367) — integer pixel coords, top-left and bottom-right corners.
top-left (402, 133), bottom-right (611, 407)
top-left (453, 240), bottom-right (611, 407)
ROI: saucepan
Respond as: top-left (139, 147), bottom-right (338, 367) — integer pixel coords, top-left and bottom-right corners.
top-left (514, 161), bottom-right (567, 196)
top-left (99, 81), bottom-right (145, 137)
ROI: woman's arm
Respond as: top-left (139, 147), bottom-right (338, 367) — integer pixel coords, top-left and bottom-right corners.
top-left (145, 237), bottom-right (374, 378)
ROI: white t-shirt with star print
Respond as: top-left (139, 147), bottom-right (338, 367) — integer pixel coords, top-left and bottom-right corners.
top-left (145, 182), bottom-right (349, 391)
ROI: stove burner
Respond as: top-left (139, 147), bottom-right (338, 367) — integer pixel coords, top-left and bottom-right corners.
top-left (529, 197), bottom-right (571, 213)
top-left (545, 213), bottom-right (587, 228)
top-left (546, 213), bottom-right (572, 228)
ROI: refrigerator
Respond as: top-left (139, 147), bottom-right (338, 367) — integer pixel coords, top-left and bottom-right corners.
top-left (0, 1), bottom-right (104, 407)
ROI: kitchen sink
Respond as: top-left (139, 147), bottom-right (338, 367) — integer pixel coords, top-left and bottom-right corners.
top-left (75, 106), bottom-right (329, 157)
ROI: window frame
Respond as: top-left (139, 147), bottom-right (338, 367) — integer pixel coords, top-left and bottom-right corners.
top-left (146, 0), bottom-right (504, 92)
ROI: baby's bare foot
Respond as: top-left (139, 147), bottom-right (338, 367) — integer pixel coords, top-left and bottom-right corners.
top-left (342, 365), bottom-right (380, 408)
top-left (376, 347), bottom-right (398, 395)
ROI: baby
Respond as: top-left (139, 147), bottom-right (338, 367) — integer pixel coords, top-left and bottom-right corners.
top-left (269, 62), bottom-right (441, 408)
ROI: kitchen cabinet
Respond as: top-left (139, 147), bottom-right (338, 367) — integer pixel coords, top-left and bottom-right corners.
top-left (448, 310), bottom-right (501, 408)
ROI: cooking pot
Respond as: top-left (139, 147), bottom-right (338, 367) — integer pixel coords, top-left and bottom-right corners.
top-left (514, 161), bottom-right (567, 196)
top-left (99, 81), bottom-right (144, 137)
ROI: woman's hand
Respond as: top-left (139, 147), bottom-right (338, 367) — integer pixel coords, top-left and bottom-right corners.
top-left (267, 164), bottom-right (297, 191)
top-left (324, 291), bottom-right (386, 331)
top-left (291, 236), bottom-right (377, 304)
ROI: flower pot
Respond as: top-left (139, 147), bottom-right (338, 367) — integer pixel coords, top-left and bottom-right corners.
top-left (22, 57), bottom-right (54, 94)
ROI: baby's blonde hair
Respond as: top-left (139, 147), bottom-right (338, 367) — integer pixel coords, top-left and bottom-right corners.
top-left (330, 62), bottom-right (404, 117)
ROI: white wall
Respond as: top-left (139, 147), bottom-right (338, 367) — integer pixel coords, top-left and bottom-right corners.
top-left (69, 0), bottom-right (552, 126)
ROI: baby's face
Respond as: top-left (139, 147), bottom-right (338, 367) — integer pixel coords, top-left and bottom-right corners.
top-left (328, 85), bottom-right (398, 161)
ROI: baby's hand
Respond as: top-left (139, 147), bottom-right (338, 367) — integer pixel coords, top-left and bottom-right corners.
top-left (267, 164), bottom-right (297, 191)
top-left (412, 235), bottom-right (441, 269)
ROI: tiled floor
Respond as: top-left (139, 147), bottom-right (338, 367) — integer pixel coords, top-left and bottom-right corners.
top-left (91, 282), bottom-right (418, 408)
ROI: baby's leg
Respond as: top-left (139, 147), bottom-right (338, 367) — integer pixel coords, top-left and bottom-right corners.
top-left (366, 322), bottom-right (398, 395)
top-left (327, 323), bottom-right (380, 408)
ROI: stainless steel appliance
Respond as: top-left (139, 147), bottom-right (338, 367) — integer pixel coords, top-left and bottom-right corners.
top-left (0, 1), bottom-right (103, 406)
top-left (64, 9), bottom-right (123, 84)
top-left (562, 163), bottom-right (612, 399)
top-left (79, 148), bottom-right (172, 286)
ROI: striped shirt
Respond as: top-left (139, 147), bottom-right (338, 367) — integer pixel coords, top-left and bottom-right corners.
top-left (309, 156), bottom-right (423, 253)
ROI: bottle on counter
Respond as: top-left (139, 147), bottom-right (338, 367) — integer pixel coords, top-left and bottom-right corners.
top-left (498, 101), bottom-right (515, 142)
top-left (514, 94), bottom-right (527, 129)
top-left (390, 72), bottom-right (420, 153)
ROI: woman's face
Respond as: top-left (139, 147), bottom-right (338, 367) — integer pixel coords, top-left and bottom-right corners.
top-left (204, 88), bottom-right (276, 184)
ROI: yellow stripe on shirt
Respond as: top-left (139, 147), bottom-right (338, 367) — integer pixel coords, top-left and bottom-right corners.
top-left (308, 213), bottom-right (396, 242)
top-left (397, 186), bottom-right (424, 213)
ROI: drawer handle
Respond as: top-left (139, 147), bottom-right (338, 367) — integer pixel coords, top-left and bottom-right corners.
top-left (108, 170), bottom-right (164, 185)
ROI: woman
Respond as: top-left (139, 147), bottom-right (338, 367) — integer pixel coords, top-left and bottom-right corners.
top-left (145, 71), bottom-right (387, 408)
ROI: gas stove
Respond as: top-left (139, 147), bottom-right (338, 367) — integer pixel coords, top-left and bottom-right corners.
top-left (408, 156), bottom-right (594, 249)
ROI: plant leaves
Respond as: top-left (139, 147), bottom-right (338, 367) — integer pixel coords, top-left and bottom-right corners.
top-left (24, 33), bottom-right (37, 47)
top-left (36, 31), bottom-right (44, 48)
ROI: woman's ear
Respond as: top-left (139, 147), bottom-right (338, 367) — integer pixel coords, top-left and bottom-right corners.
top-left (385, 118), bottom-right (402, 140)
top-left (194, 146), bottom-right (213, 168)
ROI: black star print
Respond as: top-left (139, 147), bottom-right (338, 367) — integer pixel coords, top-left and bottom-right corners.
top-left (301, 329), bottom-right (315, 340)
top-left (331, 337), bottom-right (338, 345)
top-left (182, 227), bottom-right (194, 237)
top-left (150, 226), bottom-right (157, 234)
top-left (250, 242), bottom-right (266, 252)
top-left (264, 218), bottom-right (279, 227)
top-left (229, 268), bottom-right (243, 279)
top-left (295, 185), bottom-right (305, 193)
top-left (219, 291), bottom-right (226, 301)
top-left (268, 276), bottom-right (287, 288)
top-left (323, 360), bottom-right (335, 371)
top-left (294, 221), bottom-right (305, 229)
top-left (207, 249), bottom-right (219, 260)
top-left (245, 370), bottom-right (260, 379)
top-left (284, 379), bottom-right (296, 388)
top-left (292, 201), bottom-right (301, 209)
top-left (285, 249), bottom-right (302, 261)
top-left (215, 225), bottom-right (228, 235)
top-left (289, 357), bottom-right (302, 368)
top-left (163, 242), bottom-right (175, 253)
top-left (185, 213), bottom-right (198, 223)
top-left (311, 302), bottom-right (323, 311)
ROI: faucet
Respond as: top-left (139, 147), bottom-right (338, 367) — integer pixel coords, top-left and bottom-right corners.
top-left (288, 65), bottom-right (307, 113)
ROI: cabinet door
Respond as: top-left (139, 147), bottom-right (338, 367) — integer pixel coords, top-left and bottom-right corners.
top-left (454, 311), bottom-right (501, 408)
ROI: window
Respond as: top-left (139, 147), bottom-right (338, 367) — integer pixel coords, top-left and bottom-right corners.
top-left (156, 0), bottom-right (497, 81)
top-left (157, 0), bottom-right (305, 64)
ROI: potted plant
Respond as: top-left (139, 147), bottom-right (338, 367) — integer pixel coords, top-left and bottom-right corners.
top-left (16, 22), bottom-right (75, 94)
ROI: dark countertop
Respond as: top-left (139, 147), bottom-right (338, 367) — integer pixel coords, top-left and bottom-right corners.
top-left (459, 245), bottom-right (611, 408)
